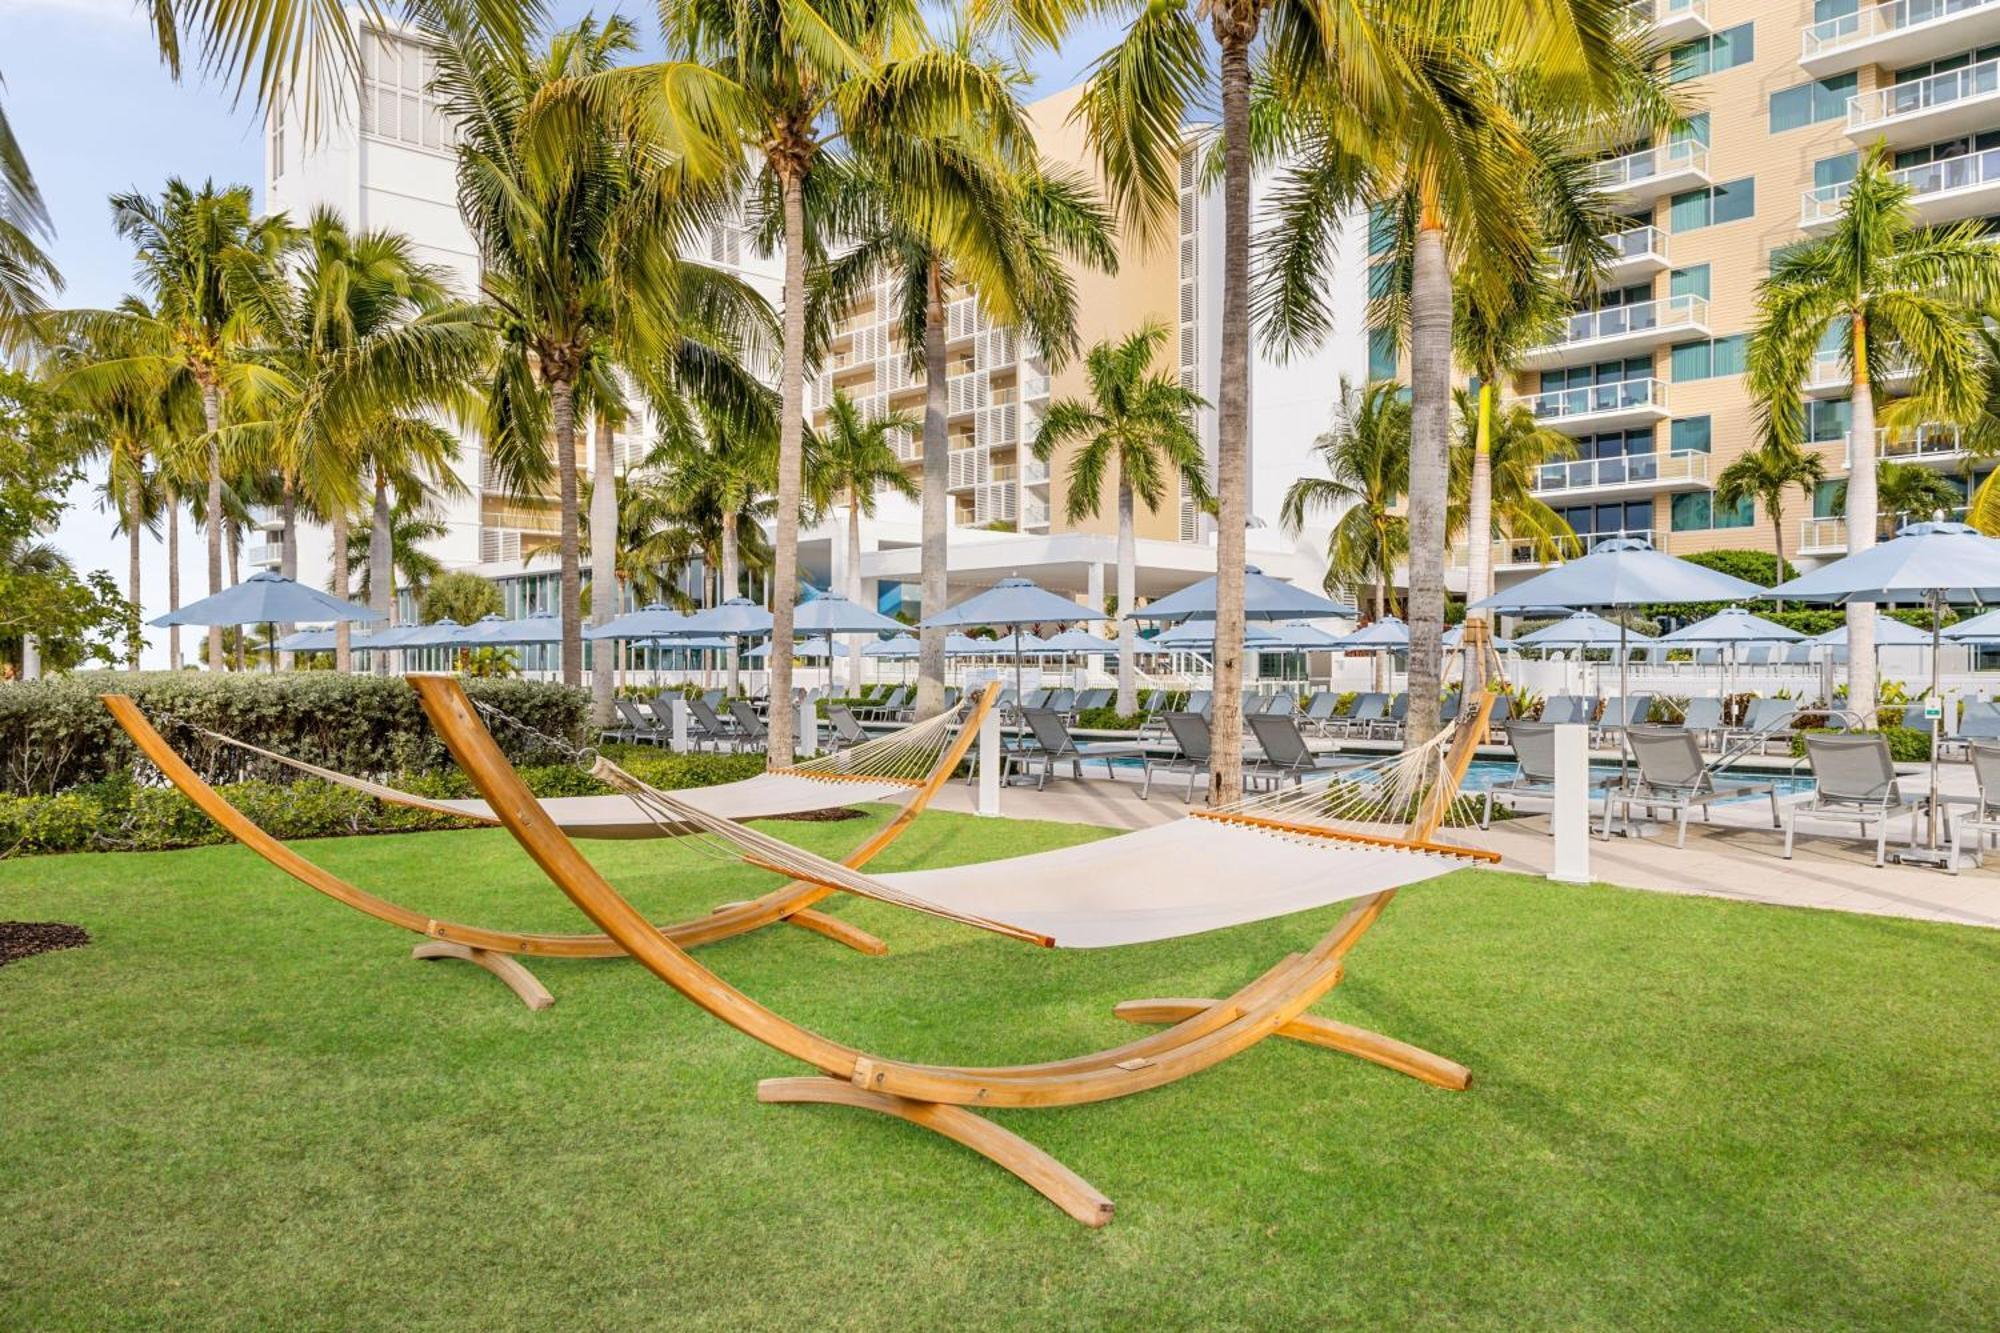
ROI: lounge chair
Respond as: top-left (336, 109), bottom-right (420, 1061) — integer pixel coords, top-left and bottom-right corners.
top-left (1592, 695), bottom-right (1654, 746)
top-left (1947, 700), bottom-right (2000, 756)
top-left (1299, 692), bottom-right (1340, 734)
top-left (1368, 693), bottom-right (1410, 740)
top-left (1246, 714), bottom-right (1363, 788)
top-left (1142, 712), bottom-right (1212, 802)
top-left (1723, 697), bottom-right (1798, 755)
top-left (1479, 723), bottom-right (1603, 829)
top-left (1045, 688), bottom-right (1077, 717)
top-left (1599, 727), bottom-right (1781, 846)
top-left (1184, 690), bottom-right (1211, 718)
top-left (1020, 688), bottom-right (1052, 712)
top-left (1075, 688), bottom-right (1113, 714)
top-left (1333, 692), bottom-right (1386, 737)
top-left (1263, 692), bottom-right (1296, 717)
top-left (1673, 696), bottom-right (1725, 748)
top-left (685, 697), bottom-right (741, 752)
top-left (610, 699), bottom-right (666, 747)
top-left (1540, 695), bottom-right (1592, 726)
top-left (855, 686), bottom-right (907, 722)
top-left (826, 703), bottom-right (870, 749)
top-left (1783, 732), bottom-right (1917, 867)
top-left (728, 699), bottom-right (770, 751)
top-left (1949, 740), bottom-right (2000, 873)
top-left (1007, 709), bottom-right (1146, 790)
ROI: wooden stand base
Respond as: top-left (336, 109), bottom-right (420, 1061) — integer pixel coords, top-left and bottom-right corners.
top-left (411, 941), bottom-right (555, 1011)
top-left (711, 901), bottom-right (888, 956)
top-left (1113, 998), bottom-right (1470, 1091)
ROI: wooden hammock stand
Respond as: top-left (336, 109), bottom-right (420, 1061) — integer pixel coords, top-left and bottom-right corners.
top-left (99, 685), bottom-right (1000, 1010)
top-left (409, 655), bottom-right (1502, 1227)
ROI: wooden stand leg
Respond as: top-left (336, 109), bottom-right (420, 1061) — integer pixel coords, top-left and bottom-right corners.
top-left (710, 902), bottom-right (888, 956)
top-left (758, 1076), bottom-right (1115, 1228)
top-left (1113, 998), bottom-right (1470, 1092)
top-left (411, 941), bottom-right (555, 1011)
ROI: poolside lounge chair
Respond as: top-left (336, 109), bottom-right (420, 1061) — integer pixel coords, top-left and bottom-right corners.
top-left (1949, 740), bottom-right (2000, 873)
top-left (1592, 695), bottom-right (1654, 746)
top-left (1783, 733), bottom-right (1917, 867)
top-left (728, 700), bottom-right (769, 751)
top-left (1478, 723), bottom-right (1605, 829)
top-left (1185, 690), bottom-right (1211, 717)
top-left (1368, 694), bottom-right (1410, 740)
top-left (1247, 714), bottom-right (1363, 788)
top-left (1001, 709), bottom-right (1146, 790)
top-left (1724, 697), bottom-right (1798, 755)
top-left (855, 687), bottom-right (907, 722)
top-left (1142, 712), bottom-right (1212, 802)
top-left (610, 699), bottom-right (666, 747)
top-left (1020, 688), bottom-right (1052, 712)
top-left (1948, 700), bottom-right (2000, 756)
top-left (1045, 688), bottom-right (1077, 717)
top-left (1599, 727), bottom-right (1781, 846)
top-left (1541, 695), bottom-right (1592, 726)
top-left (826, 704), bottom-right (871, 749)
top-left (1300, 692), bottom-right (1340, 734)
top-left (1333, 693), bottom-right (1386, 737)
top-left (1672, 696), bottom-right (1725, 748)
top-left (686, 697), bottom-right (742, 752)
top-left (1075, 688), bottom-right (1113, 714)
top-left (1263, 692), bottom-right (1296, 717)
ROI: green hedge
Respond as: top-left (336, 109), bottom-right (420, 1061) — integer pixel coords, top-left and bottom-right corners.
top-left (0, 746), bottom-right (764, 857)
top-left (0, 673), bottom-right (589, 796)
top-left (1789, 725), bottom-right (1932, 763)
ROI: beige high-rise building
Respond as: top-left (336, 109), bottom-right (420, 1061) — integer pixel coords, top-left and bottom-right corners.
top-left (1452, 0), bottom-right (1994, 588)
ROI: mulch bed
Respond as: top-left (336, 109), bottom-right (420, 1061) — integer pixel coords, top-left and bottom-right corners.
top-left (766, 807), bottom-right (867, 823)
top-left (0, 922), bottom-right (91, 968)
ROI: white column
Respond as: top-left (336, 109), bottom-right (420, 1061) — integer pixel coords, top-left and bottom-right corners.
top-left (1085, 562), bottom-right (1106, 616)
top-left (669, 697), bottom-right (690, 752)
top-left (797, 698), bottom-right (819, 757)
top-left (1548, 722), bottom-right (1591, 884)
top-left (21, 634), bottom-right (41, 680)
top-left (976, 701), bottom-right (1001, 816)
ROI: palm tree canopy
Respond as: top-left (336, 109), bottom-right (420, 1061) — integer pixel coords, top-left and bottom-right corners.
top-left (818, 389), bottom-right (920, 516)
top-left (1031, 320), bottom-right (1211, 523)
top-left (1280, 377), bottom-right (1409, 609)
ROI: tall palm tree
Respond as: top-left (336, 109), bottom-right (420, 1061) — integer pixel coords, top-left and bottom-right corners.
top-left (345, 497), bottom-right (449, 606)
top-left (619, 0), bottom-right (1034, 761)
top-left (1747, 143), bottom-right (2000, 716)
top-left (1031, 321), bottom-right (1211, 714)
top-left (649, 413), bottom-right (778, 691)
top-left (1281, 379), bottom-right (1410, 630)
top-left (1713, 445), bottom-right (1825, 613)
top-left (358, 418), bottom-right (468, 646)
top-left (1447, 393), bottom-right (1578, 567)
top-left (1832, 458), bottom-right (1964, 535)
top-left (0, 99), bottom-right (59, 358)
top-left (816, 390), bottom-right (919, 692)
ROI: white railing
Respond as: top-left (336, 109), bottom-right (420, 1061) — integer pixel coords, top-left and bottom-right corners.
top-left (1805, 346), bottom-right (1914, 390)
top-left (1021, 454), bottom-right (1050, 485)
top-left (1473, 528), bottom-right (1656, 568)
top-left (1522, 376), bottom-right (1670, 423)
top-left (1022, 497), bottom-right (1051, 528)
top-left (1848, 56), bottom-right (2000, 132)
top-left (1873, 423), bottom-right (1966, 462)
top-left (247, 541), bottom-right (285, 567)
top-left (1608, 224), bottom-right (1670, 266)
top-left (1799, 516), bottom-right (1848, 552)
top-left (1804, 146), bottom-right (2000, 224)
top-left (1542, 294), bottom-right (1708, 351)
top-left (1589, 140), bottom-right (1708, 193)
top-left (1803, 0), bottom-right (2000, 61)
top-left (1532, 449), bottom-right (1708, 494)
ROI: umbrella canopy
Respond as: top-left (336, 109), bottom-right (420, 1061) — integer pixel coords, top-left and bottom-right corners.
top-left (272, 627), bottom-right (336, 652)
top-left (394, 619), bottom-right (468, 649)
top-left (921, 577), bottom-right (1107, 629)
top-left (863, 634), bottom-right (919, 659)
top-left (944, 632), bottom-right (1003, 657)
top-left (458, 612), bottom-right (564, 646)
top-left (1335, 615), bottom-right (1410, 650)
top-left (361, 624), bottom-right (431, 650)
top-left (1032, 628), bottom-right (1114, 655)
top-left (1442, 623), bottom-right (1518, 652)
top-left (792, 593), bottom-right (906, 636)
top-left (1128, 565), bottom-right (1356, 623)
top-left (1656, 606), bottom-right (1805, 646)
top-left (1768, 520), bottom-right (2000, 605)
top-left (1803, 618), bottom-right (1933, 647)
top-left (681, 596), bottom-right (775, 636)
top-left (151, 571), bottom-right (383, 627)
top-left (585, 603), bottom-right (695, 641)
top-left (1147, 620), bottom-right (1290, 649)
top-left (748, 639), bottom-right (859, 660)
top-left (1471, 537), bottom-right (1763, 612)
top-left (1517, 610), bottom-right (1634, 648)
top-left (1268, 621), bottom-right (1349, 651)
top-left (1943, 606), bottom-right (2000, 641)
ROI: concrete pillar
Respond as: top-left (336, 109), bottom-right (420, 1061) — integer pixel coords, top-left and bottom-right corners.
top-left (669, 697), bottom-right (690, 752)
top-left (1548, 722), bottom-right (1591, 884)
top-left (1085, 562), bottom-right (1106, 616)
top-left (21, 635), bottom-right (41, 680)
top-left (976, 704), bottom-right (1001, 816)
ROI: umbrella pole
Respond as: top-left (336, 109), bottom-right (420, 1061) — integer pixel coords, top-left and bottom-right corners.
top-left (1619, 616), bottom-right (1630, 786)
top-left (1930, 591), bottom-right (1943, 851)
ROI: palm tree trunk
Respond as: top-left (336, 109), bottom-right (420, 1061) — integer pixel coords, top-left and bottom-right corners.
top-left (767, 170), bottom-right (810, 766)
top-left (202, 383), bottom-right (223, 671)
top-left (590, 412), bottom-right (618, 726)
top-left (1848, 320), bottom-right (1878, 723)
top-left (229, 524), bottom-right (244, 672)
top-left (1770, 502), bottom-right (1786, 614)
top-left (370, 466), bottom-right (392, 676)
top-left (1116, 477), bottom-right (1137, 715)
top-left (552, 377), bottom-right (582, 687)
top-left (126, 465), bottom-right (143, 672)
top-left (721, 506), bottom-right (741, 695)
top-left (1405, 208), bottom-right (1452, 748)
top-left (1208, 28), bottom-right (1255, 802)
top-left (1465, 379), bottom-right (1496, 694)
top-left (847, 492), bottom-right (865, 696)
top-left (331, 505), bottom-right (351, 673)
top-left (279, 474), bottom-right (298, 669)
top-left (917, 265), bottom-right (949, 722)
top-left (166, 486), bottom-right (181, 670)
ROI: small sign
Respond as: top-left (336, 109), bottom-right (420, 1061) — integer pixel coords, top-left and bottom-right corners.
top-left (1924, 700), bottom-right (1943, 720)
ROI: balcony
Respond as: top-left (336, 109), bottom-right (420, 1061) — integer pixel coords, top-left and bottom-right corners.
top-left (1799, 516), bottom-right (1848, 555)
top-left (1532, 449), bottom-right (1709, 498)
top-left (1845, 57), bottom-right (2000, 146)
top-left (1802, 346), bottom-right (1916, 397)
top-left (1520, 376), bottom-right (1672, 432)
top-left (1589, 140), bottom-right (1711, 206)
top-left (1022, 498), bottom-right (1052, 529)
top-left (247, 540), bottom-right (285, 569)
top-left (1519, 295), bottom-right (1710, 370)
top-left (1602, 225), bottom-right (1672, 285)
top-left (1022, 454), bottom-right (1051, 486)
top-left (1805, 147), bottom-right (2000, 230)
top-left (1485, 528), bottom-right (1657, 571)
top-left (1872, 422), bottom-right (1969, 465)
top-left (1801, 0), bottom-right (2000, 76)
top-left (946, 448), bottom-right (981, 491)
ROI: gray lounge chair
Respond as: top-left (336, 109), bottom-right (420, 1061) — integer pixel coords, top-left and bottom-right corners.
top-left (727, 699), bottom-right (769, 751)
top-left (1368, 693), bottom-right (1410, 740)
top-left (1004, 708), bottom-right (1144, 789)
top-left (1480, 723), bottom-right (1563, 828)
top-left (1143, 712), bottom-right (1213, 802)
top-left (1185, 690), bottom-right (1212, 717)
top-left (1784, 732), bottom-right (1916, 867)
top-left (1263, 692), bottom-right (1296, 717)
top-left (1300, 692), bottom-right (1340, 734)
top-left (609, 699), bottom-right (666, 747)
top-left (685, 696), bottom-right (739, 751)
top-left (1674, 696), bottom-right (1725, 748)
top-left (1949, 740), bottom-right (2000, 873)
top-left (1724, 697), bottom-right (1798, 755)
top-left (1601, 727), bottom-right (1781, 846)
top-left (826, 703), bottom-right (870, 748)
top-left (1592, 695), bottom-right (1654, 745)
top-left (1247, 714), bottom-right (1362, 788)
top-left (1541, 695), bottom-right (1593, 726)
top-left (1948, 699), bottom-right (2000, 755)
top-left (1334, 693), bottom-right (1386, 737)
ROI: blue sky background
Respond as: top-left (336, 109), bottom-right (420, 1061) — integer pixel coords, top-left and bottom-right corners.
top-left (2, 0), bottom-right (1132, 662)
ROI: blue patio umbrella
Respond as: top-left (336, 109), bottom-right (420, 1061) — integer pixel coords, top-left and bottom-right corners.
top-left (922, 576), bottom-right (1106, 695)
top-left (459, 612), bottom-right (564, 646)
top-left (943, 632), bottom-right (1001, 657)
top-left (584, 602), bottom-right (695, 641)
top-left (1128, 565), bottom-right (1356, 623)
top-left (362, 623), bottom-right (430, 650)
top-left (152, 570), bottom-right (384, 672)
top-left (1335, 615), bottom-right (1410, 650)
top-left (1803, 618), bottom-right (1932, 648)
top-left (394, 619), bottom-right (468, 650)
top-left (1270, 622), bottom-right (1349, 651)
top-left (1033, 628), bottom-right (1114, 655)
top-left (863, 634), bottom-right (919, 659)
top-left (1769, 520), bottom-right (2000, 857)
top-left (272, 627), bottom-right (336, 653)
top-left (1944, 606), bottom-right (2000, 642)
top-left (1442, 623), bottom-right (1518, 653)
top-left (1656, 605), bottom-right (1804, 648)
top-left (1147, 619), bottom-right (1289, 649)
top-left (1516, 610), bottom-right (1632, 649)
top-left (681, 596), bottom-right (774, 636)
top-left (748, 639), bottom-right (859, 660)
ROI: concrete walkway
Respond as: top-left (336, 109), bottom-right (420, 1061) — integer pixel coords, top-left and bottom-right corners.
top-left (923, 774), bottom-right (2000, 932)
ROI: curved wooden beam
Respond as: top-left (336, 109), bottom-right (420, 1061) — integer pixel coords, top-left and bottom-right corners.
top-left (1111, 999), bottom-right (1470, 1091)
top-left (412, 942), bottom-right (555, 1011)
top-left (757, 1077), bottom-right (1115, 1227)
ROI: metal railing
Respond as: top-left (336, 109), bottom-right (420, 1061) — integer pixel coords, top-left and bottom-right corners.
top-left (1608, 224), bottom-right (1670, 265)
top-left (1540, 294), bottom-right (1708, 352)
top-left (1802, 0), bottom-right (2000, 61)
top-left (1873, 423), bottom-right (1966, 462)
top-left (1589, 140), bottom-right (1709, 193)
top-left (1532, 449), bottom-right (1708, 494)
top-left (1799, 516), bottom-right (1848, 552)
top-left (1848, 56), bottom-right (2000, 132)
top-left (1803, 146), bottom-right (2000, 224)
top-left (1522, 376), bottom-right (1670, 423)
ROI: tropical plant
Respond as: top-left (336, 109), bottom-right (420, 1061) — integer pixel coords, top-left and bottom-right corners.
top-left (1281, 379), bottom-right (1409, 623)
top-left (0, 100), bottom-right (58, 358)
top-left (647, 413), bottom-right (778, 691)
top-left (344, 496), bottom-right (448, 607)
top-left (1829, 459), bottom-right (1964, 535)
top-left (815, 390), bottom-right (919, 691)
top-left (1448, 392), bottom-right (1578, 566)
top-left (1748, 142), bottom-right (2000, 713)
top-left (1714, 445), bottom-right (1825, 613)
top-left (419, 570), bottom-right (505, 626)
top-left (1032, 321), bottom-right (1211, 713)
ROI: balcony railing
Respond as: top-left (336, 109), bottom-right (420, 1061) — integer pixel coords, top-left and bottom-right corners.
top-left (1523, 376), bottom-right (1670, 423)
top-left (1873, 423), bottom-right (1966, 462)
top-left (1483, 527), bottom-right (1656, 568)
top-left (1848, 56), bottom-right (2000, 132)
top-left (1802, 0), bottom-right (2000, 61)
top-left (1589, 140), bottom-right (1708, 193)
top-left (1803, 146), bottom-right (2000, 224)
top-left (1608, 224), bottom-right (1670, 265)
top-left (1799, 516), bottom-right (1848, 553)
top-left (247, 541), bottom-right (285, 567)
top-left (1022, 455), bottom-right (1051, 485)
top-left (1532, 449), bottom-right (1707, 495)
top-left (1545, 294), bottom-right (1708, 351)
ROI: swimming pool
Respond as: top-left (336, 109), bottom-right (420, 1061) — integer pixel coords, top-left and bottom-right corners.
top-left (1082, 752), bottom-right (1817, 801)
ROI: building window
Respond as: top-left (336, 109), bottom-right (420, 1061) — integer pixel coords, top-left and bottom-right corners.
top-left (1557, 501), bottom-right (1655, 540)
top-left (1367, 326), bottom-right (1398, 381)
top-left (1671, 491), bottom-right (1755, 531)
top-left (1671, 24), bottom-right (1754, 83)
top-left (1367, 260), bottom-right (1395, 300)
top-left (1675, 113), bottom-right (1710, 146)
top-left (1769, 73), bottom-right (1859, 133)
top-left (1814, 153), bottom-right (1859, 193)
top-left (1669, 178), bottom-right (1756, 232)
top-left (1669, 265), bottom-right (1711, 301)
top-left (1367, 205), bottom-right (1396, 257)
top-left (1814, 0), bottom-right (1857, 20)
top-left (1670, 335), bottom-right (1747, 382)
top-left (1807, 397), bottom-right (1851, 444)
top-left (1670, 416), bottom-right (1711, 453)
top-left (361, 30), bottom-right (449, 152)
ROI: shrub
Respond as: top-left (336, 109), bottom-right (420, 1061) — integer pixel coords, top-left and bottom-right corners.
top-left (0, 672), bottom-right (588, 796)
top-left (1074, 707), bottom-right (1148, 731)
top-left (1789, 725), bottom-right (1932, 763)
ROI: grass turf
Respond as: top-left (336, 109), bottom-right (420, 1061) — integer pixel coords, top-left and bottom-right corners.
top-left (1, 807), bottom-right (1996, 1330)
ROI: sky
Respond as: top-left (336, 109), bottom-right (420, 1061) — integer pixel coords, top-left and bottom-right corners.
top-left (3, 0), bottom-right (1128, 666)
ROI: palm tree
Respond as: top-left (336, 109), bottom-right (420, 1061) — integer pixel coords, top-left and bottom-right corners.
top-left (1032, 321), bottom-right (1211, 714)
top-left (816, 390), bottom-right (919, 692)
top-left (1748, 143), bottom-right (2000, 716)
top-left (0, 105), bottom-right (59, 358)
top-left (345, 497), bottom-right (449, 607)
top-left (649, 413), bottom-right (778, 691)
top-left (1448, 394), bottom-right (1578, 567)
top-left (1831, 459), bottom-right (1964, 536)
top-left (1282, 379), bottom-right (1410, 635)
top-left (1714, 445), bottom-right (1825, 613)
top-left (358, 418), bottom-right (467, 650)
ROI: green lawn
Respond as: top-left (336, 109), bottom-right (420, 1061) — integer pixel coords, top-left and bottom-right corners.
top-left (2, 808), bottom-right (1996, 1330)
